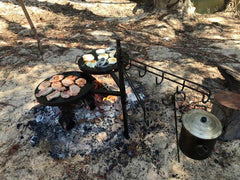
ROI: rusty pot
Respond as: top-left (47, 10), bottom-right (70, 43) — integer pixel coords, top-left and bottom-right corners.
top-left (179, 109), bottom-right (222, 160)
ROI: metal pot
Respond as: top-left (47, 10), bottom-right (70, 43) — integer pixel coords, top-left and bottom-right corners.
top-left (179, 109), bottom-right (222, 160)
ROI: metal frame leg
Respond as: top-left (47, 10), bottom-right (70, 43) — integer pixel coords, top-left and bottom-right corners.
top-left (116, 39), bottom-right (129, 139)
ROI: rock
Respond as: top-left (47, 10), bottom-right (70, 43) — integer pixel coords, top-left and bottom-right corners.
top-left (147, 46), bottom-right (182, 60)
top-left (96, 132), bottom-right (107, 142)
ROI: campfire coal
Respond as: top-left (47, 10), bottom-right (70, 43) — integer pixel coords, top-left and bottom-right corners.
top-left (26, 78), bottom-right (146, 159)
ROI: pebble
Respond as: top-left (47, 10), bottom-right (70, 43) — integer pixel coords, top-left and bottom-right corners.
top-left (96, 132), bottom-right (107, 142)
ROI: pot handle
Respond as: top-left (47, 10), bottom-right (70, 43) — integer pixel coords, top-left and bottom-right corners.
top-left (196, 145), bottom-right (210, 156)
top-left (75, 55), bottom-right (81, 64)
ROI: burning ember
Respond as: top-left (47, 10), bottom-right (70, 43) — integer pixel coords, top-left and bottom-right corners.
top-left (103, 95), bottom-right (118, 103)
top-left (24, 76), bottom-right (146, 159)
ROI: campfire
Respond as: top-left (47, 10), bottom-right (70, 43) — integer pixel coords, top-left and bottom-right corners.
top-left (28, 40), bottom-right (214, 162)
top-left (28, 74), bottom-right (145, 159)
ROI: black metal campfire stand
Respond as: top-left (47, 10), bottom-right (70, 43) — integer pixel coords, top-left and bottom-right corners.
top-left (103, 39), bottom-right (212, 161)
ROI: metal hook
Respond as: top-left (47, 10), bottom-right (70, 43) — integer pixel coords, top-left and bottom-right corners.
top-left (201, 93), bottom-right (210, 104)
top-left (125, 58), bottom-right (132, 70)
top-left (138, 65), bottom-right (147, 77)
top-left (180, 80), bottom-right (186, 91)
top-left (201, 87), bottom-right (211, 104)
top-left (175, 86), bottom-right (186, 101)
top-left (156, 72), bottom-right (165, 85)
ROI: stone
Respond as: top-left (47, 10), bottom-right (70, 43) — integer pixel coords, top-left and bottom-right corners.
top-left (96, 132), bottom-right (107, 142)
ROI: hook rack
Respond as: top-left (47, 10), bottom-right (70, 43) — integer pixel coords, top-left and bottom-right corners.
top-left (127, 58), bottom-right (211, 104)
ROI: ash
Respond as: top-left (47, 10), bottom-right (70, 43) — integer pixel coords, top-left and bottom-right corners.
top-left (27, 81), bottom-right (146, 159)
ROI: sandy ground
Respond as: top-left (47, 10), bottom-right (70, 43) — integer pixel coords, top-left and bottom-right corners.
top-left (0, 0), bottom-right (240, 179)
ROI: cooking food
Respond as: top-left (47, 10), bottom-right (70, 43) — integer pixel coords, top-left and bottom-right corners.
top-left (62, 75), bottom-right (78, 86)
top-left (75, 78), bottom-right (87, 87)
top-left (69, 84), bottom-right (81, 96)
top-left (108, 57), bottom-right (117, 64)
top-left (98, 53), bottom-right (109, 60)
top-left (49, 75), bottom-right (64, 83)
top-left (96, 49), bottom-right (105, 55)
top-left (38, 81), bottom-right (51, 90)
top-left (36, 87), bottom-right (53, 97)
top-left (46, 90), bottom-right (61, 101)
top-left (61, 90), bottom-right (71, 99)
top-left (83, 54), bottom-right (95, 62)
top-left (51, 81), bottom-right (66, 92)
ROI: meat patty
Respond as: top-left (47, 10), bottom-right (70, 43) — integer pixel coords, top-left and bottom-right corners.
top-left (62, 75), bottom-right (78, 87)
top-left (46, 90), bottom-right (61, 101)
top-left (61, 90), bottom-right (71, 99)
top-left (49, 75), bottom-right (64, 83)
top-left (51, 82), bottom-right (66, 91)
top-left (69, 84), bottom-right (80, 96)
top-left (38, 81), bottom-right (51, 90)
top-left (36, 87), bottom-right (53, 97)
top-left (75, 78), bottom-right (86, 87)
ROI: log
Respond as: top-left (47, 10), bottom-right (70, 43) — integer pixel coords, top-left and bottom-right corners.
top-left (218, 63), bottom-right (240, 93)
top-left (211, 91), bottom-right (240, 140)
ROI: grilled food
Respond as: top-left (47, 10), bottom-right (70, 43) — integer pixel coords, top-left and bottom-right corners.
top-left (49, 75), bottom-right (64, 83)
top-left (108, 57), bottom-right (117, 64)
top-left (62, 75), bottom-right (78, 86)
top-left (38, 81), bottom-right (51, 90)
top-left (61, 90), bottom-right (71, 99)
top-left (96, 49), bottom-right (105, 55)
top-left (69, 84), bottom-right (81, 96)
top-left (83, 54), bottom-right (95, 61)
top-left (98, 53), bottom-right (109, 61)
top-left (75, 78), bottom-right (86, 87)
top-left (51, 82), bottom-right (63, 89)
top-left (46, 90), bottom-right (61, 101)
top-left (36, 87), bottom-right (53, 97)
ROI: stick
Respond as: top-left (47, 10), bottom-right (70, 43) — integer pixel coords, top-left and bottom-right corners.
top-left (16, 0), bottom-right (43, 59)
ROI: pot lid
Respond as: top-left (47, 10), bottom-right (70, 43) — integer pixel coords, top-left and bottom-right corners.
top-left (182, 109), bottom-right (222, 140)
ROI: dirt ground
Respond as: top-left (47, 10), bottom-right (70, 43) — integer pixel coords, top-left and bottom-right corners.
top-left (0, 0), bottom-right (240, 179)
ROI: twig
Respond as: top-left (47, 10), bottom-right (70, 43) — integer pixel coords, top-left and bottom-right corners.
top-left (16, 0), bottom-right (43, 60)
top-left (0, 102), bottom-right (17, 108)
